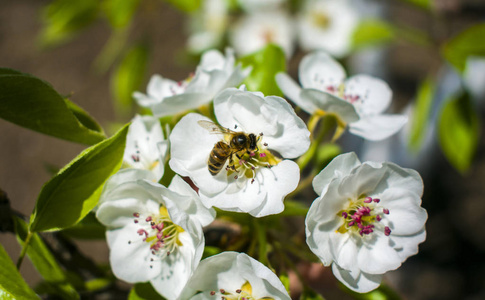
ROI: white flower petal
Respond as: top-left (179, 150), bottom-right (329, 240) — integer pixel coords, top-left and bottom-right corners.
top-left (151, 227), bottom-right (203, 299)
top-left (331, 263), bottom-right (383, 293)
top-left (260, 96), bottom-right (310, 158)
top-left (349, 114), bottom-right (408, 141)
top-left (169, 113), bottom-right (229, 195)
top-left (356, 235), bottom-right (402, 274)
top-left (297, 0), bottom-right (359, 57)
top-left (312, 152), bottom-right (361, 196)
top-left (276, 72), bottom-right (317, 114)
top-left (200, 160), bottom-right (299, 217)
top-left (391, 228), bottom-right (426, 261)
top-left (299, 51), bottom-right (346, 90)
top-left (300, 89), bottom-right (359, 123)
top-left (178, 252), bottom-right (291, 300)
top-left (165, 175), bottom-right (216, 226)
top-left (151, 93), bottom-right (212, 117)
top-left (106, 224), bottom-right (162, 282)
top-left (214, 88), bottom-right (277, 135)
top-left (374, 162), bottom-right (424, 197)
top-left (344, 75), bottom-right (392, 115)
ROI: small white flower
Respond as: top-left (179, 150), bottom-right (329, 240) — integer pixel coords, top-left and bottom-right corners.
top-left (297, 0), bottom-right (359, 58)
top-left (186, 0), bottom-right (229, 53)
top-left (123, 115), bottom-right (168, 181)
top-left (134, 49), bottom-right (251, 117)
top-left (177, 252), bottom-right (291, 300)
top-left (464, 56), bottom-right (485, 102)
top-left (96, 170), bottom-right (215, 300)
top-left (230, 11), bottom-right (295, 58)
top-left (276, 51), bottom-right (407, 141)
top-left (237, 0), bottom-right (287, 13)
top-left (169, 87), bottom-right (310, 217)
top-left (305, 152), bottom-right (427, 293)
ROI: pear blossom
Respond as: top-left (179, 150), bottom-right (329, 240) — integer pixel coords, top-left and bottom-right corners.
top-left (276, 51), bottom-right (407, 141)
top-left (133, 49), bottom-right (251, 117)
top-left (177, 252), bottom-right (291, 300)
top-left (122, 115), bottom-right (168, 181)
top-left (237, 0), bottom-right (287, 13)
top-left (230, 11), bottom-right (295, 58)
top-left (186, 0), bottom-right (228, 53)
top-left (169, 87), bottom-right (310, 217)
top-left (96, 170), bottom-right (215, 299)
top-left (297, 0), bottom-right (359, 57)
top-left (464, 56), bottom-right (485, 102)
top-left (305, 152), bottom-right (427, 293)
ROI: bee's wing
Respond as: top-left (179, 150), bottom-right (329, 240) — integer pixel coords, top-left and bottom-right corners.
top-left (197, 120), bottom-right (235, 135)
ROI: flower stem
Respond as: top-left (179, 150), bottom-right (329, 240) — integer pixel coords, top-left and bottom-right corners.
top-left (16, 230), bottom-right (32, 269)
top-left (297, 115), bottom-right (336, 171)
top-left (253, 219), bottom-right (268, 266)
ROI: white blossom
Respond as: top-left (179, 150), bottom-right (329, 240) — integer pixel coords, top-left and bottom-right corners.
top-left (177, 252), bottom-right (291, 300)
top-left (133, 49), bottom-right (250, 117)
top-left (169, 87), bottom-right (310, 217)
top-left (186, 0), bottom-right (229, 53)
top-left (276, 51), bottom-right (407, 141)
top-left (123, 115), bottom-right (168, 181)
top-left (96, 170), bottom-right (215, 299)
top-left (305, 152), bottom-right (427, 292)
top-left (464, 56), bottom-right (485, 102)
top-left (237, 0), bottom-right (287, 13)
top-left (230, 11), bottom-right (295, 58)
top-left (297, 0), bottom-right (359, 58)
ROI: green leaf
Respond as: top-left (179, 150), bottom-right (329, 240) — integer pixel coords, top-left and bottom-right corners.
top-left (279, 273), bottom-right (290, 295)
top-left (408, 77), bottom-right (435, 152)
top-left (0, 69), bottom-right (106, 145)
top-left (401, 0), bottom-right (431, 9)
top-left (102, 0), bottom-right (140, 29)
top-left (60, 212), bottom-right (106, 239)
top-left (14, 217), bottom-right (79, 300)
top-left (442, 23), bottom-right (485, 73)
top-left (438, 92), bottom-right (480, 173)
top-left (111, 44), bottom-right (149, 116)
top-left (163, 0), bottom-right (201, 12)
top-left (352, 19), bottom-right (395, 50)
top-left (128, 282), bottom-right (165, 300)
top-left (239, 44), bottom-right (286, 97)
top-left (0, 244), bottom-right (39, 299)
top-left (29, 124), bottom-right (129, 232)
top-left (63, 99), bottom-right (104, 134)
top-left (299, 289), bottom-right (325, 300)
top-left (281, 200), bottom-right (309, 217)
top-left (40, 0), bottom-right (100, 47)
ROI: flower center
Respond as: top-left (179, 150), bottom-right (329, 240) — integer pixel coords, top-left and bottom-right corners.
top-left (130, 206), bottom-right (184, 263)
top-left (337, 196), bottom-right (391, 237)
top-left (210, 281), bottom-right (274, 300)
top-left (125, 141), bottom-right (160, 171)
top-left (311, 11), bottom-right (331, 29)
top-left (225, 131), bottom-right (282, 184)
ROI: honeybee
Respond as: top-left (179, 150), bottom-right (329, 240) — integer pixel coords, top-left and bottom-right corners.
top-left (198, 120), bottom-right (259, 176)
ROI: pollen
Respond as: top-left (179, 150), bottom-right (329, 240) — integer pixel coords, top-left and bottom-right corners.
top-left (336, 195), bottom-right (391, 237)
top-left (130, 206), bottom-right (184, 261)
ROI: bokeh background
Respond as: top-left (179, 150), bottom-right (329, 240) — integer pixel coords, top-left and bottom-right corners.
top-left (1, 0), bottom-right (485, 299)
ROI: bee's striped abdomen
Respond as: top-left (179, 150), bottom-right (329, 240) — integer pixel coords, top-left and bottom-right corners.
top-left (208, 141), bottom-right (232, 176)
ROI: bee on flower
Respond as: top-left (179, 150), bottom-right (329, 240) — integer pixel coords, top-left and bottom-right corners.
top-left (169, 86), bottom-right (311, 217)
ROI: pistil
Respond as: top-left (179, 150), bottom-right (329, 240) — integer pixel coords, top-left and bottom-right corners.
top-left (337, 196), bottom-right (391, 237)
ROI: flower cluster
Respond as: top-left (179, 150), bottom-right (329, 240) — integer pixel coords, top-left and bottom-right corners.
top-left (96, 47), bottom-right (427, 299)
top-left (187, 0), bottom-right (361, 59)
